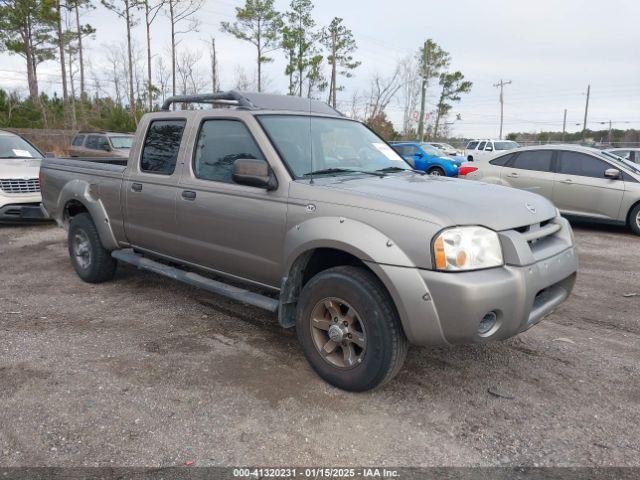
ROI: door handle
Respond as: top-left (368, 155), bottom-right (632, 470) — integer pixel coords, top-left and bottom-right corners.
top-left (181, 190), bottom-right (197, 200)
top-left (131, 182), bottom-right (143, 192)
top-left (559, 179), bottom-right (573, 184)
top-left (507, 172), bottom-right (519, 178)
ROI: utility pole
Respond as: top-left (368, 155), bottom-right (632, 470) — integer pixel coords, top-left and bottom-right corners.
top-left (210, 37), bottom-right (218, 93)
top-left (493, 79), bottom-right (512, 140)
top-left (582, 84), bottom-right (591, 142)
top-left (417, 40), bottom-right (428, 142)
top-left (562, 109), bottom-right (567, 142)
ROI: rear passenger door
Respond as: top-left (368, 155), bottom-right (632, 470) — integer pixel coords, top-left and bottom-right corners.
top-left (553, 151), bottom-right (624, 219)
top-left (124, 118), bottom-right (187, 257)
top-left (175, 117), bottom-right (288, 288)
top-left (501, 150), bottom-right (556, 200)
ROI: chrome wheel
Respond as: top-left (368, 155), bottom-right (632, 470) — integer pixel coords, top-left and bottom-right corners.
top-left (72, 229), bottom-right (92, 269)
top-left (429, 169), bottom-right (443, 176)
top-left (636, 210), bottom-right (640, 229)
top-left (310, 298), bottom-right (366, 369)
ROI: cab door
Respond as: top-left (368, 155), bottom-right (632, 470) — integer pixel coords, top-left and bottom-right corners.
top-left (123, 117), bottom-right (187, 257)
top-left (174, 117), bottom-right (288, 288)
top-left (500, 149), bottom-right (556, 200)
top-left (553, 150), bottom-right (625, 220)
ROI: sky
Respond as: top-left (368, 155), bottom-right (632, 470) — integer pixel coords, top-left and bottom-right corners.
top-left (1, 0), bottom-right (639, 138)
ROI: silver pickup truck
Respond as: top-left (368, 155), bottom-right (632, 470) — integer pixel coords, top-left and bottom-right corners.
top-left (41, 91), bottom-right (578, 391)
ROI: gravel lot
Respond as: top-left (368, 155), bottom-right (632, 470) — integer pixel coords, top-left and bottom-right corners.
top-left (1, 221), bottom-right (639, 467)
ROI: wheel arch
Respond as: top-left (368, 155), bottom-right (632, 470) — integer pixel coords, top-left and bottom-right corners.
top-left (278, 217), bottom-right (416, 331)
top-left (626, 199), bottom-right (640, 228)
top-left (58, 180), bottom-right (119, 250)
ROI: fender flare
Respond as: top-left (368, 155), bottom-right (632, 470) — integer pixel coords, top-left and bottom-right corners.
top-left (58, 179), bottom-right (119, 251)
top-left (278, 216), bottom-right (422, 333)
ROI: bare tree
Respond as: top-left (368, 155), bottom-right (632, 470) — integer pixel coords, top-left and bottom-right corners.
top-left (165, 0), bottom-right (202, 108)
top-left (176, 48), bottom-right (205, 95)
top-left (233, 65), bottom-right (253, 91)
top-left (138, 0), bottom-right (165, 110)
top-left (154, 56), bottom-right (170, 103)
top-left (104, 43), bottom-right (125, 105)
top-left (102, 0), bottom-right (138, 119)
top-left (398, 55), bottom-right (420, 136)
top-left (365, 67), bottom-right (402, 120)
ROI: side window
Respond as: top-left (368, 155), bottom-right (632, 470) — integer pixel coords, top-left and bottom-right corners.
top-left (72, 135), bottom-right (85, 146)
top-left (511, 150), bottom-right (553, 172)
top-left (140, 119), bottom-right (186, 175)
top-left (477, 141), bottom-right (486, 151)
top-left (467, 141), bottom-right (478, 150)
top-left (558, 151), bottom-right (610, 178)
top-left (485, 142), bottom-right (494, 151)
top-left (85, 135), bottom-right (99, 150)
top-left (96, 136), bottom-right (110, 151)
top-left (405, 145), bottom-right (418, 156)
top-left (490, 153), bottom-right (514, 166)
top-left (193, 119), bottom-right (264, 184)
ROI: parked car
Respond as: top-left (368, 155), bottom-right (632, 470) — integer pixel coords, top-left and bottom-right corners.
top-left (464, 139), bottom-right (519, 162)
top-left (69, 131), bottom-right (134, 158)
top-left (604, 148), bottom-right (640, 164)
top-left (459, 145), bottom-right (640, 235)
top-left (425, 142), bottom-right (459, 156)
top-left (0, 130), bottom-right (49, 222)
top-left (390, 142), bottom-right (463, 176)
top-left (41, 91), bottom-right (578, 391)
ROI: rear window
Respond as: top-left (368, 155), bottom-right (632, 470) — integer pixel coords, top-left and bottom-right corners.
top-left (72, 135), bottom-right (84, 146)
top-left (140, 119), bottom-right (186, 175)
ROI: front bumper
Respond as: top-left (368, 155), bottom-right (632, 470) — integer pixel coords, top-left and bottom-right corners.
top-left (369, 245), bottom-right (577, 346)
top-left (0, 203), bottom-right (50, 222)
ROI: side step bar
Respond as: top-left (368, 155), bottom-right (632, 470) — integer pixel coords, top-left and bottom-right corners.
top-left (111, 249), bottom-right (279, 312)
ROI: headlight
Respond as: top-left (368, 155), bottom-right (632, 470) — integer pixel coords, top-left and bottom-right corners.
top-left (433, 226), bottom-right (503, 271)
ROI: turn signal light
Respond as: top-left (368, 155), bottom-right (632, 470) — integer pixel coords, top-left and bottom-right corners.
top-left (458, 166), bottom-right (478, 176)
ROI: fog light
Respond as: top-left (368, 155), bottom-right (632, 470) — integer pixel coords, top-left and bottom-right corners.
top-left (479, 311), bottom-right (498, 335)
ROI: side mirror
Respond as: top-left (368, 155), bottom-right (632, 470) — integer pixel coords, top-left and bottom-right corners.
top-left (604, 168), bottom-right (621, 180)
top-left (485, 147), bottom-right (494, 152)
top-left (415, 152), bottom-right (424, 158)
top-left (233, 158), bottom-right (277, 190)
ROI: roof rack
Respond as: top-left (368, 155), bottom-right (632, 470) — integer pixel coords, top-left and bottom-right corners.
top-left (160, 90), bottom-right (343, 117)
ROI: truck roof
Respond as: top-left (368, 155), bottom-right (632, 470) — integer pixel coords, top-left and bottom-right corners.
top-left (160, 91), bottom-right (343, 117)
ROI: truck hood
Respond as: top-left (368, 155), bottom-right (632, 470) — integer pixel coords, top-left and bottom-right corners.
top-left (317, 173), bottom-right (556, 231)
top-left (0, 158), bottom-right (42, 179)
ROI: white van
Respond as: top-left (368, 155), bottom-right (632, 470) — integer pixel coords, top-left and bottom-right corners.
top-left (464, 139), bottom-right (519, 162)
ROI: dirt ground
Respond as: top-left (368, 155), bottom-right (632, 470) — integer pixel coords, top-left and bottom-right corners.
top-left (0, 221), bottom-right (638, 467)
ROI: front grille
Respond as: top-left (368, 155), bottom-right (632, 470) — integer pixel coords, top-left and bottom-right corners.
top-left (518, 218), bottom-right (560, 246)
top-left (0, 178), bottom-right (40, 194)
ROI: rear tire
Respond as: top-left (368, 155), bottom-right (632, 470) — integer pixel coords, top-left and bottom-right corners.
top-left (428, 166), bottom-right (445, 177)
top-left (68, 213), bottom-right (117, 283)
top-left (629, 204), bottom-right (640, 236)
top-left (296, 266), bottom-right (408, 392)
top-left (467, 155), bottom-right (474, 162)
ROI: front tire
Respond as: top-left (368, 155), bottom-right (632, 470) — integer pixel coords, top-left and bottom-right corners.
top-left (629, 204), bottom-right (640, 236)
top-left (68, 213), bottom-right (117, 283)
top-left (296, 266), bottom-right (408, 392)
top-left (428, 166), bottom-right (445, 176)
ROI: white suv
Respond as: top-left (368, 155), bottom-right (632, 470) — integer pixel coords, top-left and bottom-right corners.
top-left (464, 139), bottom-right (519, 162)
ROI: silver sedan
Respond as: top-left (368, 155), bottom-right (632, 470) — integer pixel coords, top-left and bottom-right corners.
top-left (459, 144), bottom-right (640, 235)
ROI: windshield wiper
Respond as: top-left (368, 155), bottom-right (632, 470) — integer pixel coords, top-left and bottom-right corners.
top-left (303, 168), bottom-right (384, 177)
top-left (375, 166), bottom-right (411, 173)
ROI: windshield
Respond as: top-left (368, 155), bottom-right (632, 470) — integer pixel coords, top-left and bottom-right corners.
top-left (601, 151), bottom-right (640, 174)
top-left (494, 141), bottom-right (519, 151)
top-left (0, 134), bottom-right (42, 159)
top-left (109, 136), bottom-right (133, 149)
top-left (258, 115), bottom-right (410, 178)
